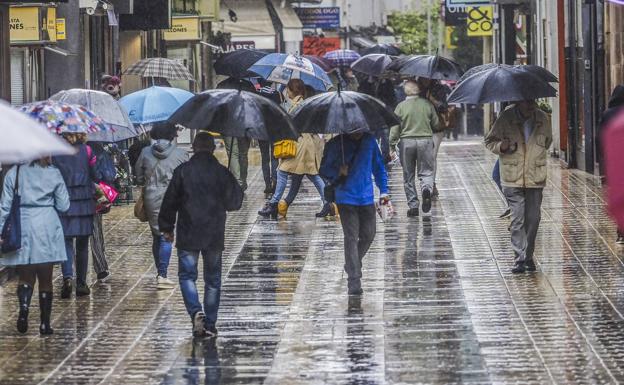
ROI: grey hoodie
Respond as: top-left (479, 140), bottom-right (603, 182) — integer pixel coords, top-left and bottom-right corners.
top-left (135, 140), bottom-right (189, 235)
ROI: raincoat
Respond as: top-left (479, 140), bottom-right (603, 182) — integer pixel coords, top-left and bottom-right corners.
top-left (135, 140), bottom-right (188, 235)
top-left (0, 164), bottom-right (70, 265)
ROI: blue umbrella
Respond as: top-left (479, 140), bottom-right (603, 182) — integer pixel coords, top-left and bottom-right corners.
top-left (119, 86), bottom-right (194, 125)
top-left (248, 54), bottom-right (333, 91)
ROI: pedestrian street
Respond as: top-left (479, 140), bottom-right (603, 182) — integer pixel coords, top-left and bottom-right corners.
top-left (2, 139), bottom-right (624, 384)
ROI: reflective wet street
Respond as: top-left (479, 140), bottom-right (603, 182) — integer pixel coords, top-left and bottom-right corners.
top-left (2, 139), bottom-right (624, 384)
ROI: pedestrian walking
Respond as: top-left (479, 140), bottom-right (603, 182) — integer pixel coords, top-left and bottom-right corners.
top-left (258, 79), bottom-right (330, 219)
top-left (485, 100), bottom-right (552, 274)
top-left (159, 132), bottom-right (243, 338)
top-left (89, 142), bottom-right (116, 282)
top-left (134, 123), bottom-right (188, 290)
top-left (0, 159), bottom-right (70, 335)
top-left (53, 133), bottom-right (97, 299)
top-left (320, 133), bottom-right (389, 295)
top-left (390, 80), bottom-right (440, 217)
top-left (600, 85), bottom-right (624, 244)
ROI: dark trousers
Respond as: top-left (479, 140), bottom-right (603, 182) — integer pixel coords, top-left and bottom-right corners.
top-left (62, 236), bottom-right (90, 285)
top-left (259, 140), bottom-right (278, 190)
top-left (337, 204), bottom-right (377, 290)
top-left (376, 129), bottom-right (391, 162)
top-left (90, 214), bottom-right (109, 275)
top-left (178, 248), bottom-right (223, 326)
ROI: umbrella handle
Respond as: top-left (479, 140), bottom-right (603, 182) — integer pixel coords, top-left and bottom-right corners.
top-left (227, 137), bottom-right (234, 169)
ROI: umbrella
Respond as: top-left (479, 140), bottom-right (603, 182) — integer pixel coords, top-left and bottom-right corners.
top-left (168, 89), bottom-right (298, 142)
top-left (459, 63), bottom-right (558, 84)
top-left (0, 101), bottom-right (76, 163)
top-left (362, 43), bottom-right (403, 56)
top-left (604, 110), bottom-right (624, 230)
top-left (124, 58), bottom-right (194, 80)
top-left (291, 91), bottom-right (400, 135)
top-left (49, 89), bottom-right (139, 142)
top-left (249, 53), bottom-right (333, 91)
top-left (387, 54), bottom-right (464, 81)
top-left (323, 49), bottom-right (361, 67)
top-left (19, 101), bottom-right (110, 134)
top-left (119, 86), bottom-right (194, 125)
top-left (447, 65), bottom-right (558, 104)
top-left (214, 49), bottom-right (268, 79)
top-left (351, 54), bottom-right (395, 77)
top-left (303, 55), bottom-right (335, 72)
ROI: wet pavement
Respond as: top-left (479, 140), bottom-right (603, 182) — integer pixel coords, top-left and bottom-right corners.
top-left (1, 139), bottom-right (624, 384)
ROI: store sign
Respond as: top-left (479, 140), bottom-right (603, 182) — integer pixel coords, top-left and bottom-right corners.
top-left (56, 18), bottom-right (66, 40)
top-left (445, 26), bottom-right (458, 49)
top-left (446, 0), bottom-right (491, 5)
top-left (444, 3), bottom-right (467, 26)
top-left (45, 6), bottom-right (56, 42)
top-left (222, 41), bottom-right (256, 52)
top-left (163, 16), bottom-right (200, 41)
top-left (302, 36), bottom-right (341, 56)
top-left (9, 7), bottom-right (40, 42)
top-left (294, 7), bottom-right (340, 29)
top-left (467, 6), bottom-right (493, 37)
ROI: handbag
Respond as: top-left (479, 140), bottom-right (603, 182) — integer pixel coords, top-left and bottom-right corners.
top-left (96, 182), bottom-right (119, 214)
top-left (273, 140), bottom-right (297, 159)
top-left (134, 160), bottom-right (160, 222)
top-left (1, 166), bottom-right (21, 254)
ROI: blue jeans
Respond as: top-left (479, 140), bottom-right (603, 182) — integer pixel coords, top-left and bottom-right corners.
top-left (493, 159), bottom-right (502, 192)
top-left (62, 236), bottom-right (90, 286)
top-left (152, 235), bottom-right (173, 278)
top-left (178, 248), bottom-right (223, 326)
top-left (270, 170), bottom-right (325, 204)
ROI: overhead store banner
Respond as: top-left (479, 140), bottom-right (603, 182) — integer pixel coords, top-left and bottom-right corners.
top-left (302, 36), bottom-right (340, 56)
top-left (9, 7), bottom-right (39, 42)
top-left (446, 0), bottom-right (491, 5)
top-left (294, 7), bottom-right (340, 29)
top-left (163, 16), bottom-right (200, 41)
top-left (444, 3), bottom-right (467, 26)
top-left (467, 6), bottom-right (493, 37)
top-left (222, 41), bottom-right (256, 52)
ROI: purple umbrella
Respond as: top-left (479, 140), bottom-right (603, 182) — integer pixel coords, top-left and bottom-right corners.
top-left (303, 55), bottom-right (335, 72)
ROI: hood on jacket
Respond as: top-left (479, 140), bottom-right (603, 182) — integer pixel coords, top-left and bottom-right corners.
top-left (151, 139), bottom-right (176, 160)
top-left (608, 85), bottom-right (624, 109)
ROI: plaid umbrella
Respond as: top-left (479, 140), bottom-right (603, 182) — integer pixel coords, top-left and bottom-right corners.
top-left (124, 58), bottom-right (194, 80)
top-left (20, 101), bottom-right (110, 134)
top-left (323, 50), bottom-right (361, 67)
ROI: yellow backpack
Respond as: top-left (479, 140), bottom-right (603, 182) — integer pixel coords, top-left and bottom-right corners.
top-left (273, 140), bottom-right (297, 159)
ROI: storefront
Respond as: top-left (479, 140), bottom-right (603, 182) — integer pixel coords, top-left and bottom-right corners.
top-left (268, 0), bottom-right (303, 54)
top-left (9, 4), bottom-right (59, 105)
top-left (214, 0), bottom-right (277, 51)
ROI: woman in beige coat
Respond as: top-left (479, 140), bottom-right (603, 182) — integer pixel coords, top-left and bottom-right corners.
top-left (258, 79), bottom-right (331, 219)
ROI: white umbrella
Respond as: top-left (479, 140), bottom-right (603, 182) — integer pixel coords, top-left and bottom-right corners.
top-left (0, 101), bottom-right (76, 163)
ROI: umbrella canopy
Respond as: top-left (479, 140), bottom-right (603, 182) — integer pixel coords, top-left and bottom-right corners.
top-left (459, 63), bottom-right (558, 84)
top-left (302, 55), bottom-right (335, 72)
top-left (124, 58), bottom-right (194, 80)
top-left (291, 91), bottom-right (400, 135)
top-left (0, 101), bottom-right (76, 163)
top-left (323, 49), bottom-right (361, 67)
top-left (214, 49), bottom-right (268, 79)
top-left (249, 54), bottom-right (333, 91)
top-left (19, 101), bottom-right (110, 134)
top-left (387, 54), bottom-right (464, 81)
top-left (119, 86), bottom-right (194, 125)
top-left (604, 110), bottom-right (624, 230)
top-left (362, 44), bottom-right (403, 56)
top-left (351, 54), bottom-right (395, 77)
top-left (448, 65), bottom-right (558, 104)
top-left (49, 88), bottom-right (138, 142)
top-left (168, 89), bottom-right (298, 142)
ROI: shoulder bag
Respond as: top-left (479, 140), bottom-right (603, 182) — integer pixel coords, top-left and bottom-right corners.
top-left (1, 166), bottom-right (21, 254)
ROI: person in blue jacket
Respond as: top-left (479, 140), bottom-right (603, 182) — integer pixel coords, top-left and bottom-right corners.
top-left (320, 132), bottom-right (390, 295)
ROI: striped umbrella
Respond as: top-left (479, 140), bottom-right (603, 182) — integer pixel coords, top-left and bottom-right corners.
top-left (323, 49), bottom-right (361, 67)
top-left (124, 58), bottom-right (194, 80)
top-left (19, 101), bottom-right (110, 134)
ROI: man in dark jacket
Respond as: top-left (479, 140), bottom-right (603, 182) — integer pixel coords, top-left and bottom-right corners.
top-left (320, 133), bottom-right (389, 295)
top-left (159, 132), bottom-right (244, 337)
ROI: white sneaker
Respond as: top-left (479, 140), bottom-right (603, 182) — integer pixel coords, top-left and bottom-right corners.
top-left (157, 276), bottom-right (176, 290)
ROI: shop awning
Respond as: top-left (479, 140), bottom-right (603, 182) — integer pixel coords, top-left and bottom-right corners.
top-left (215, 0), bottom-right (276, 50)
top-left (270, 0), bottom-right (302, 43)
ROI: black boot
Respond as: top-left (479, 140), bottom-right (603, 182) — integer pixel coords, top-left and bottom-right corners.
top-left (258, 202), bottom-right (278, 219)
top-left (39, 292), bottom-right (54, 335)
top-left (315, 203), bottom-right (333, 218)
top-left (17, 284), bottom-right (33, 334)
top-left (61, 278), bottom-right (72, 299)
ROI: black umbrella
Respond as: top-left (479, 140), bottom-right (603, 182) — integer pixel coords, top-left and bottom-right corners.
top-left (362, 43), bottom-right (403, 56)
top-left (448, 65), bottom-right (558, 104)
top-left (387, 54), bottom-right (464, 81)
top-left (214, 49), bottom-right (268, 79)
top-left (291, 91), bottom-right (400, 135)
top-left (459, 63), bottom-right (558, 84)
top-left (351, 54), bottom-right (396, 77)
top-left (168, 89), bottom-right (297, 142)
